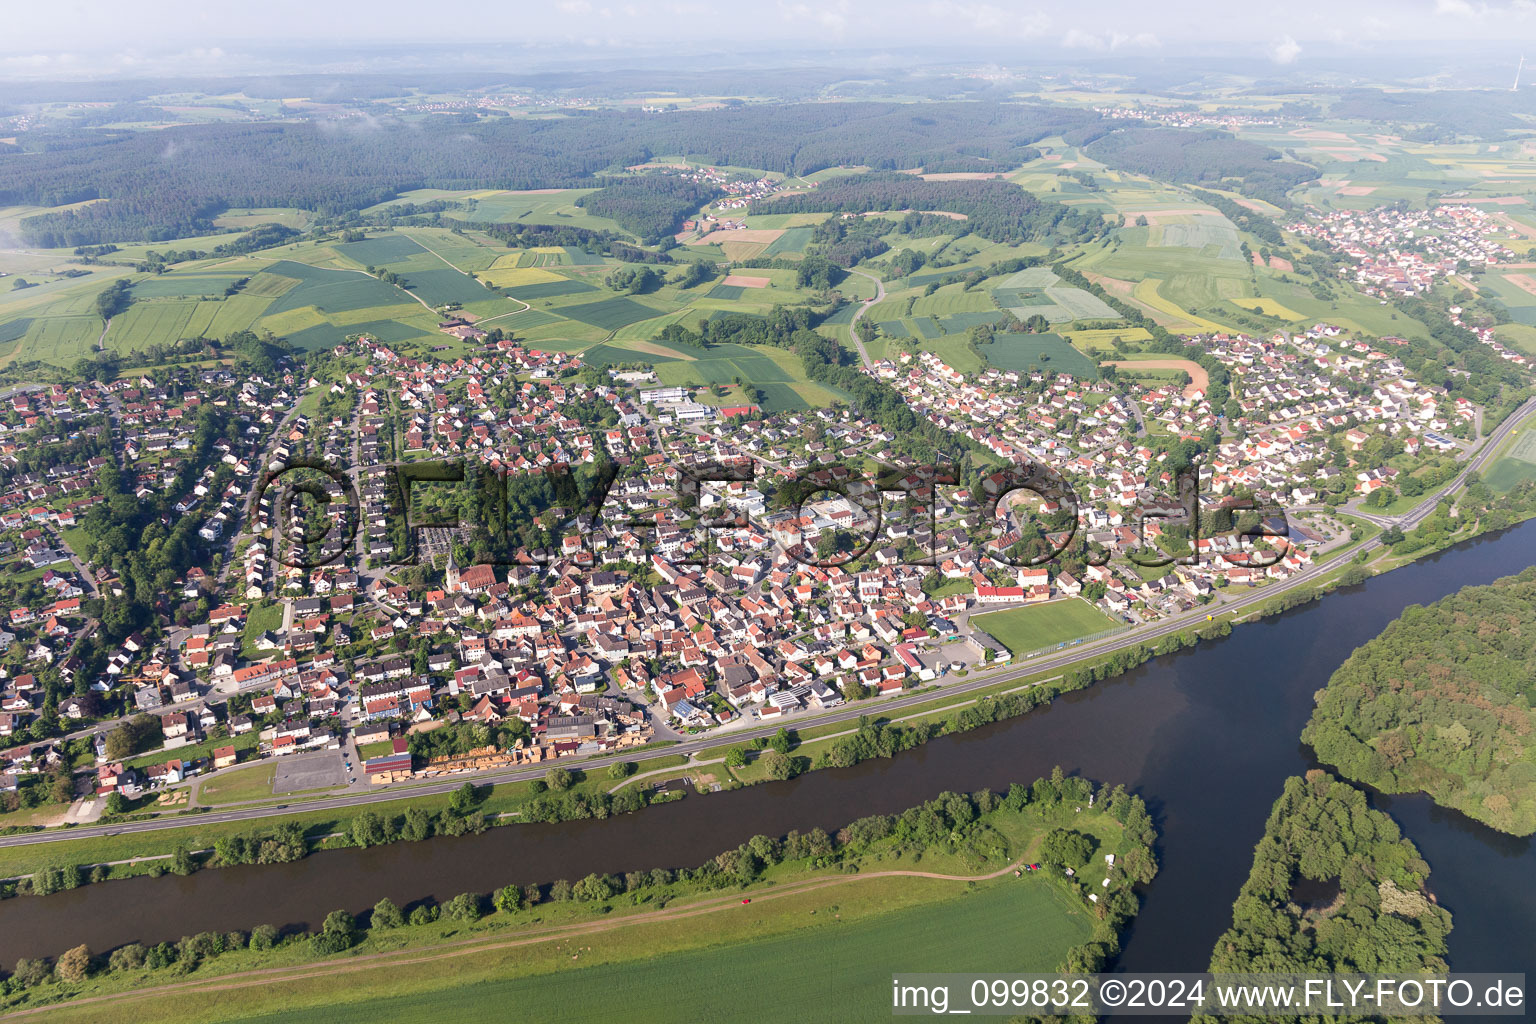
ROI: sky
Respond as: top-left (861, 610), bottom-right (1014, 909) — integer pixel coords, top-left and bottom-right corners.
top-left (2, 0), bottom-right (1535, 76)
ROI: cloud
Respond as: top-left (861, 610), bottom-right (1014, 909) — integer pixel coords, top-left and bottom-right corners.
top-left (927, 2), bottom-right (1048, 37)
top-left (1062, 29), bottom-right (1159, 49)
top-left (556, 0), bottom-right (592, 13)
top-left (776, 0), bottom-right (851, 34)
top-left (1434, 0), bottom-right (1536, 15)
top-left (1269, 33), bottom-right (1302, 63)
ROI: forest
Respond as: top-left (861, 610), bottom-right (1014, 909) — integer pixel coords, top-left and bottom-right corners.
top-left (1205, 771), bottom-right (1451, 1013)
top-left (1302, 567), bottom-right (1536, 836)
top-left (575, 175), bottom-right (721, 243)
top-left (0, 102), bottom-right (1098, 246)
top-left (1082, 127), bottom-right (1317, 206)
top-left (755, 173), bottom-right (1106, 246)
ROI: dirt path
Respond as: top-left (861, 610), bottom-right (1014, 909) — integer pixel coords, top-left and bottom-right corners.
top-left (398, 231), bottom-right (534, 325)
top-left (0, 858), bottom-right (1036, 1020)
top-left (1101, 358), bottom-right (1209, 398)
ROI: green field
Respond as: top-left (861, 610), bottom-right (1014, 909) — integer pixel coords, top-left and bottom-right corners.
top-left (505, 279), bottom-right (598, 301)
top-left (261, 262), bottom-right (414, 316)
top-left (556, 297), bottom-right (667, 330)
top-left (1485, 426), bottom-right (1536, 492)
top-left (216, 881), bottom-right (1089, 1024)
top-left (979, 332), bottom-right (1098, 378)
top-left (198, 763), bottom-right (276, 806)
top-left (335, 235), bottom-right (427, 266)
top-left (972, 598), bottom-right (1120, 654)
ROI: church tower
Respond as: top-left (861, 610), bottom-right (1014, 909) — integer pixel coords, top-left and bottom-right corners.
top-left (444, 545), bottom-right (461, 593)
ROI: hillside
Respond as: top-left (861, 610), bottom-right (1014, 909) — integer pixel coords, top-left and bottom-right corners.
top-left (1302, 567), bottom-right (1536, 835)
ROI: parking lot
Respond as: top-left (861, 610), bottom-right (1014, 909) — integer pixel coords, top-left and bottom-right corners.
top-left (273, 750), bottom-right (348, 794)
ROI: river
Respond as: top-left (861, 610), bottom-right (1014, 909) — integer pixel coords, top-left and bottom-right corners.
top-left (1, 520), bottom-right (1533, 977)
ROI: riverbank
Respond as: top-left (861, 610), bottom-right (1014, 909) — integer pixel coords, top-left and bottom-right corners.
top-left (0, 779), bottom-right (1154, 1022)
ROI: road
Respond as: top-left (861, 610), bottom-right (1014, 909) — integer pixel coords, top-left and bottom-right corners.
top-left (6, 397), bottom-right (1530, 854)
top-left (844, 268), bottom-right (884, 369)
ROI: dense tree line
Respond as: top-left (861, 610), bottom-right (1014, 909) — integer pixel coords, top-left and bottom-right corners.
top-left (576, 175), bottom-right (721, 243)
top-left (1186, 188), bottom-right (1284, 246)
top-left (0, 103), bottom-right (1098, 245)
top-left (1082, 127), bottom-right (1317, 207)
top-left (0, 771), bottom-right (1149, 1001)
top-left (1303, 567), bottom-right (1536, 836)
top-left (1206, 771), bottom-right (1450, 999)
top-left (210, 223), bottom-right (300, 256)
top-left (757, 173), bottom-right (1105, 246)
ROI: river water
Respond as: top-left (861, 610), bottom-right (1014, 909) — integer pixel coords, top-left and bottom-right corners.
top-left (1, 521), bottom-right (1533, 975)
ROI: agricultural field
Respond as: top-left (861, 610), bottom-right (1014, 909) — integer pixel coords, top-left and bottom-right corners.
top-left (978, 332), bottom-right (1099, 379)
top-left (971, 598), bottom-right (1120, 655)
top-left (209, 882), bottom-right (1086, 1024)
top-left (1484, 421), bottom-right (1536, 492)
top-left (990, 266), bottom-right (1118, 324)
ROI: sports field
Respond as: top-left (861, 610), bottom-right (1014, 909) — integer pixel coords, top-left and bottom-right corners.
top-left (972, 598), bottom-right (1120, 654)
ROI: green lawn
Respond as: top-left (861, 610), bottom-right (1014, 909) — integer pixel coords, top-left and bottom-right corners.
top-left (971, 598), bottom-right (1120, 654)
top-left (127, 731), bottom-right (259, 772)
top-left (197, 763), bottom-right (275, 806)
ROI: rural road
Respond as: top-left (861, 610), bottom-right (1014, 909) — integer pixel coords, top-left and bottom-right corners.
top-left (845, 268), bottom-right (884, 369)
top-left (3, 396), bottom-right (1530, 855)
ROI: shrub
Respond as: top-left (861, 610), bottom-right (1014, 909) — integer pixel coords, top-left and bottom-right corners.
top-left (107, 943), bottom-right (147, 973)
top-left (408, 903), bottom-right (439, 926)
top-left (11, 958), bottom-right (52, 988)
top-left (548, 878), bottom-right (573, 902)
top-left (249, 924), bottom-right (279, 950)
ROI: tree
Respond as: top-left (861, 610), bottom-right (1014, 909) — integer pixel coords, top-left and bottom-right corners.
top-left (1040, 828), bottom-right (1093, 870)
top-left (762, 749), bottom-right (796, 781)
top-left (444, 892), bottom-right (482, 922)
top-left (249, 924), bottom-right (279, 950)
top-left (548, 878), bottom-right (573, 902)
top-left (724, 747), bottom-right (747, 768)
top-left (545, 766), bottom-right (573, 792)
top-left (107, 943), bottom-right (147, 973)
top-left (11, 958), bottom-right (52, 988)
top-left (768, 727), bottom-right (797, 755)
top-left (55, 944), bottom-right (91, 983)
top-left (408, 903), bottom-right (439, 926)
top-left (448, 782), bottom-right (479, 816)
top-left (169, 845), bottom-right (196, 876)
top-left (573, 873), bottom-right (615, 902)
top-left (607, 760), bottom-right (635, 780)
top-left (350, 810), bottom-right (387, 848)
top-left (493, 884), bottom-right (524, 913)
top-left (371, 898), bottom-right (404, 929)
top-left (401, 806), bottom-right (433, 842)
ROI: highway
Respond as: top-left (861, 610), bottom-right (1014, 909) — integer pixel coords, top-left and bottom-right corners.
top-left (1, 395), bottom-right (1529, 854)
